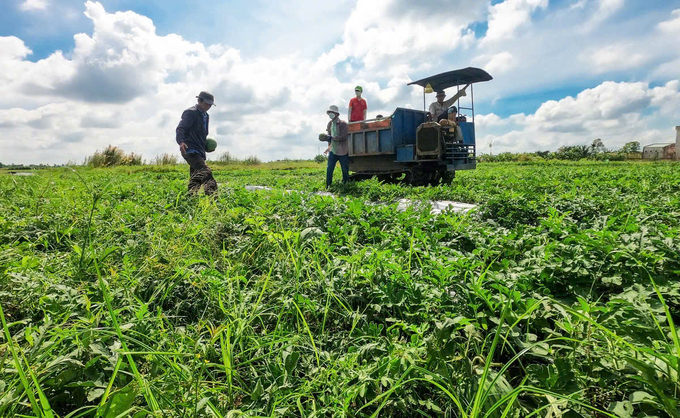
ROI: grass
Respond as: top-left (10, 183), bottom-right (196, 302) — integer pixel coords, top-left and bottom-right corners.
top-left (0, 160), bottom-right (679, 417)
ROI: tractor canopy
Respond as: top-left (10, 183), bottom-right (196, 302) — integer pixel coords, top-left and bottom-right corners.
top-left (407, 67), bottom-right (492, 91)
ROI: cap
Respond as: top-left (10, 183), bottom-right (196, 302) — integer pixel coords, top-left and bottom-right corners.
top-left (436, 91), bottom-right (446, 97)
top-left (196, 91), bottom-right (215, 105)
top-left (355, 85), bottom-right (363, 92)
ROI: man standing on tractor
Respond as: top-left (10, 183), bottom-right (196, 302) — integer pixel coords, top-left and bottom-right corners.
top-left (176, 91), bottom-right (218, 195)
top-left (429, 84), bottom-right (470, 123)
top-left (319, 105), bottom-right (349, 188)
top-left (348, 86), bottom-right (367, 122)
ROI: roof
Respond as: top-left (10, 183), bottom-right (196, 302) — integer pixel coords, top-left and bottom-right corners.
top-left (408, 67), bottom-right (493, 91)
top-left (643, 143), bottom-right (675, 149)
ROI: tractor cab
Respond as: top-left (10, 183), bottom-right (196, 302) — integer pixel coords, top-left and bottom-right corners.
top-left (408, 67), bottom-right (492, 171)
top-left (346, 67), bottom-right (492, 186)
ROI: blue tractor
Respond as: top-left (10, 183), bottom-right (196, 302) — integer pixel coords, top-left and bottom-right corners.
top-left (347, 67), bottom-right (492, 186)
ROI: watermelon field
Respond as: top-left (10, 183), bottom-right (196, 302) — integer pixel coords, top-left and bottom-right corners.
top-left (1, 160), bottom-right (679, 418)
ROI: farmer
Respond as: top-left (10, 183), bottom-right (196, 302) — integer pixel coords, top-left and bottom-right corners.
top-left (176, 91), bottom-right (218, 195)
top-left (348, 85), bottom-right (367, 122)
top-left (319, 105), bottom-right (349, 188)
top-left (429, 84), bottom-right (470, 123)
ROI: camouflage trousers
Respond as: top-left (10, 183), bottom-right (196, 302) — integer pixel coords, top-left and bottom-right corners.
top-left (183, 152), bottom-right (217, 195)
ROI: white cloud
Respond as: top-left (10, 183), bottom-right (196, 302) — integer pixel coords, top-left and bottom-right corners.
top-left (482, 0), bottom-right (549, 44)
top-left (477, 80), bottom-right (678, 153)
top-left (20, 0), bottom-right (48, 11)
top-left (658, 9), bottom-right (680, 34)
top-left (332, 0), bottom-right (486, 71)
top-left (581, 44), bottom-right (649, 73)
top-left (581, 0), bottom-right (625, 32)
top-left (476, 52), bottom-right (517, 74)
top-left (5, 0), bottom-right (476, 164)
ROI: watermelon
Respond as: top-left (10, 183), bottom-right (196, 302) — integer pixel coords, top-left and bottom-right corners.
top-left (206, 138), bottom-right (217, 153)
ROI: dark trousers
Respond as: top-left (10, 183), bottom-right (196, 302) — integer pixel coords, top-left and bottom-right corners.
top-left (183, 152), bottom-right (217, 195)
top-left (326, 152), bottom-right (349, 187)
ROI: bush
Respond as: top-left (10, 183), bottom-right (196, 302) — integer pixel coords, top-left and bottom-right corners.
top-left (151, 153), bottom-right (179, 165)
top-left (85, 145), bottom-right (142, 167)
top-left (314, 154), bottom-right (327, 163)
top-left (215, 151), bottom-right (261, 165)
top-left (216, 151), bottom-right (238, 164)
top-left (242, 156), bottom-right (261, 165)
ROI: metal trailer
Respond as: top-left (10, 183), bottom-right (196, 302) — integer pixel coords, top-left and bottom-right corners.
top-left (347, 67), bottom-right (492, 186)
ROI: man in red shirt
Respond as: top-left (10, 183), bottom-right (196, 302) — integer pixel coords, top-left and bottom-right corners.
top-left (348, 86), bottom-right (367, 122)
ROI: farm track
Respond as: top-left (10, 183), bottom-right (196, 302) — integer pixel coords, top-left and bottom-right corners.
top-left (0, 161), bottom-right (679, 417)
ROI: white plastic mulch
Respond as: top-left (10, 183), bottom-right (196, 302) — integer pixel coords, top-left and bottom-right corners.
top-left (243, 185), bottom-right (477, 215)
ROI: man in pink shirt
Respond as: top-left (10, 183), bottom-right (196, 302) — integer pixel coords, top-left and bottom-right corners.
top-left (348, 86), bottom-right (367, 122)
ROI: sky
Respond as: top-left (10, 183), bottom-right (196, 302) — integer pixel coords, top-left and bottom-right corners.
top-left (1, 0), bottom-right (680, 164)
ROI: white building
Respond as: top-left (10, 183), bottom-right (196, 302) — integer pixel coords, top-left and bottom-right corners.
top-left (643, 143), bottom-right (675, 160)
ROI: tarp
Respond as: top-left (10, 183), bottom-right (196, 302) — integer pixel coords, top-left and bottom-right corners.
top-left (408, 67), bottom-right (492, 91)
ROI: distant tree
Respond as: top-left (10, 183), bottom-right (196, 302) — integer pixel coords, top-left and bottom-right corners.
top-left (591, 138), bottom-right (606, 153)
top-left (314, 154), bottom-right (327, 163)
top-left (620, 141), bottom-right (640, 154)
top-left (556, 145), bottom-right (593, 160)
top-left (535, 151), bottom-right (551, 158)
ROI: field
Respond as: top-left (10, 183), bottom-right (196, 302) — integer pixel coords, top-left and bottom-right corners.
top-left (1, 161), bottom-right (679, 418)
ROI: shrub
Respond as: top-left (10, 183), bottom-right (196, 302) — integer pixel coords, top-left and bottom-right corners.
top-left (85, 145), bottom-right (142, 167)
top-left (151, 153), bottom-right (179, 165)
top-left (216, 151), bottom-right (238, 164)
top-left (314, 154), bottom-right (327, 163)
top-left (215, 151), bottom-right (261, 165)
top-left (242, 155), bottom-right (261, 165)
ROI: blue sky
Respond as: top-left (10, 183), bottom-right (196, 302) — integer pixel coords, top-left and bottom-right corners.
top-left (1, 0), bottom-right (679, 164)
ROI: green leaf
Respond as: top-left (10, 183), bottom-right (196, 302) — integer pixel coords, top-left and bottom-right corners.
top-left (629, 391), bottom-right (656, 405)
top-left (609, 401), bottom-right (633, 418)
top-left (98, 384), bottom-right (138, 418)
top-left (87, 388), bottom-right (106, 402)
top-left (251, 379), bottom-right (264, 402)
top-left (284, 351), bottom-right (300, 375)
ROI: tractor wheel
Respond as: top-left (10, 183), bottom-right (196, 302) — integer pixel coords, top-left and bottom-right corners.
top-left (441, 170), bottom-right (455, 185)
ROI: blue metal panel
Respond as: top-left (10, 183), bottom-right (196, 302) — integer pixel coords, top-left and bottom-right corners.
top-left (396, 145), bottom-right (415, 161)
top-left (366, 131), bottom-right (379, 153)
top-left (379, 129), bottom-right (393, 153)
top-left (458, 122), bottom-right (475, 145)
top-left (351, 132), bottom-right (365, 154)
top-left (391, 108), bottom-right (427, 147)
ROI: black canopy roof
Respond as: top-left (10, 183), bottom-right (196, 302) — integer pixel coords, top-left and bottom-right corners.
top-left (408, 67), bottom-right (492, 91)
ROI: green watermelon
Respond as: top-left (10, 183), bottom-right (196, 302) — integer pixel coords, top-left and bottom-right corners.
top-left (206, 138), bottom-right (217, 153)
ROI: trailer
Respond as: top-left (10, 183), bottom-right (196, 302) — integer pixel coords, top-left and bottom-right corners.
top-left (347, 67), bottom-right (492, 186)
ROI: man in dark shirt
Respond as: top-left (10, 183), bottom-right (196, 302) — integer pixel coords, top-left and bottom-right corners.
top-left (176, 91), bottom-right (218, 195)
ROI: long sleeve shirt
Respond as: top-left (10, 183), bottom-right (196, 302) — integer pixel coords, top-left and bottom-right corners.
top-left (428, 88), bottom-right (468, 120)
top-left (325, 118), bottom-right (349, 156)
top-left (176, 105), bottom-right (209, 158)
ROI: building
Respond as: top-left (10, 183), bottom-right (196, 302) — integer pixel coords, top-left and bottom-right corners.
top-left (643, 143), bottom-right (675, 160)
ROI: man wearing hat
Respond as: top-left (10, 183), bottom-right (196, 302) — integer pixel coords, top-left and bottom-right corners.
top-left (429, 84), bottom-right (470, 123)
top-left (348, 86), bottom-right (367, 122)
top-left (176, 91), bottom-right (218, 195)
top-left (319, 105), bottom-right (349, 188)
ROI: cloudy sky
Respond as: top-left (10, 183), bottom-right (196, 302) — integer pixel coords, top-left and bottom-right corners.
top-left (1, 0), bottom-right (679, 164)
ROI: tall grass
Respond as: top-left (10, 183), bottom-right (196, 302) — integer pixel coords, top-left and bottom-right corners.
top-left (150, 153), bottom-right (179, 165)
top-left (85, 145), bottom-right (143, 167)
top-left (215, 151), bottom-right (261, 165)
